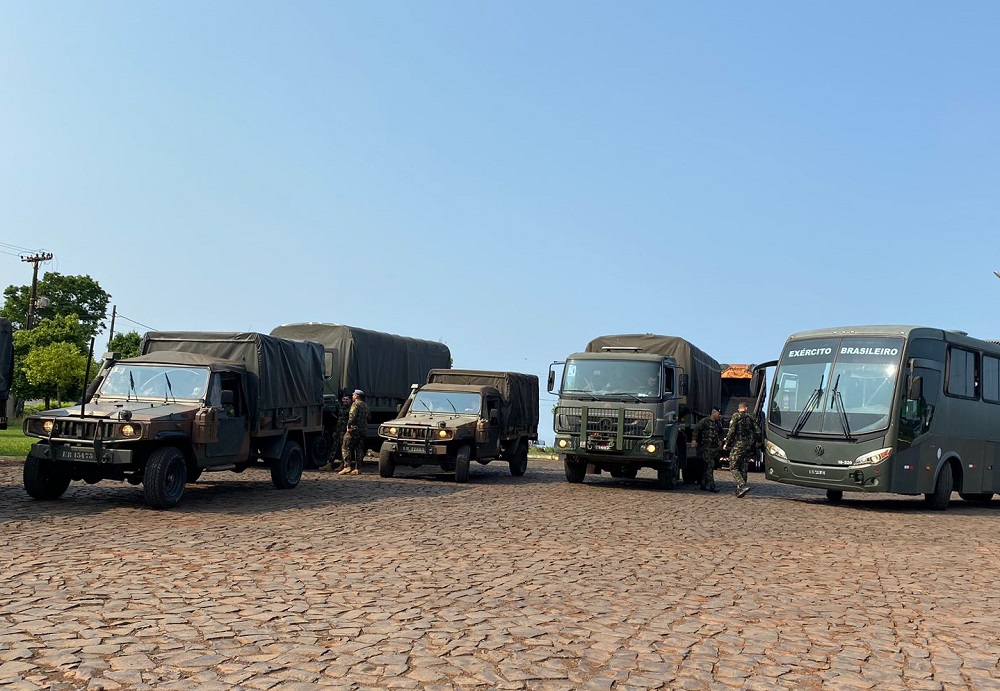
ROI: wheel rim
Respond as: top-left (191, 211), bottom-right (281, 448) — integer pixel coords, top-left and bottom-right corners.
top-left (164, 459), bottom-right (185, 500)
top-left (287, 450), bottom-right (303, 484)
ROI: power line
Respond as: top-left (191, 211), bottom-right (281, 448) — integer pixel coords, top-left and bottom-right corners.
top-left (116, 313), bottom-right (157, 331)
top-left (0, 241), bottom-right (46, 253)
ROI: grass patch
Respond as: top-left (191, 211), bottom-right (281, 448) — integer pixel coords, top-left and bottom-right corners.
top-left (0, 423), bottom-right (32, 458)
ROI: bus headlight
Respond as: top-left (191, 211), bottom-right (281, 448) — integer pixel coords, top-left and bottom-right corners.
top-left (853, 448), bottom-right (892, 467)
top-left (764, 440), bottom-right (787, 461)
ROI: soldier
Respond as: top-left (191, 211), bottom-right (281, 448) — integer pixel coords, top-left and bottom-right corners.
top-left (723, 401), bottom-right (761, 497)
top-left (331, 392), bottom-right (352, 469)
top-left (690, 406), bottom-right (723, 492)
top-left (338, 389), bottom-right (370, 476)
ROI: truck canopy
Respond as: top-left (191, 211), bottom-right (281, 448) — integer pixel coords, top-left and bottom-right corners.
top-left (270, 323), bottom-right (451, 407)
top-left (426, 369), bottom-right (539, 431)
top-left (585, 334), bottom-right (721, 418)
top-left (0, 318), bottom-right (12, 403)
top-left (140, 332), bottom-right (324, 413)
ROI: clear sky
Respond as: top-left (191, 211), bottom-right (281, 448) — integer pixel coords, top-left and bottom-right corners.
top-left (2, 2), bottom-right (998, 442)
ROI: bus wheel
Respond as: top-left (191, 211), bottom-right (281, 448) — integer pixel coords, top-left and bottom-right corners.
top-left (959, 492), bottom-right (994, 503)
top-left (826, 489), bottom-right (843, 503)
top-left (924, 462), bottom-right (953, 510)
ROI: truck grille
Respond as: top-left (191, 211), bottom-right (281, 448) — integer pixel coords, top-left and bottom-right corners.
top-left (53, 420), bottom-right (101, 440)
top-left (399, 427), bottom-right (432, 440)
top-left (554, 406), bottom-right (653, 449)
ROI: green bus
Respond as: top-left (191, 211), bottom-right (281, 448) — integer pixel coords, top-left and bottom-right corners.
top-left (763, 325), bottom-right (1000, 510)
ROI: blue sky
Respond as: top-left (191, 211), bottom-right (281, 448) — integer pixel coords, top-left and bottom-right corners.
top-left (2, 2), bottom-right (998, 441)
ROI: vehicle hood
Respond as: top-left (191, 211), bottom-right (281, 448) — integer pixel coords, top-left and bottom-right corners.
top-left (31, 400), bottom-right (202, 421)
top-left (386, 412), bottom-right (480, 428)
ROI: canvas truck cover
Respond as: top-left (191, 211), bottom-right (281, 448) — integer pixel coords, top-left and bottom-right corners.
top-left (426, 369), bottom-right (539, 431)
top-left (0, 318), bottom-right (12, 404)
top-left (140, 331), bottom-right (324, 412)
top-left (270, 323), bottom-right (451, 403)
top-left (585, 334), bottom-right (722, 417)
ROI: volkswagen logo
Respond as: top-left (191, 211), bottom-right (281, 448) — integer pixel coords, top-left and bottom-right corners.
top-left (814, 445), bottom-right (825, 457)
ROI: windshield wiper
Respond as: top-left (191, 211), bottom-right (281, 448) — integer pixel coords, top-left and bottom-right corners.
top-left (790, 375), bottom-right (824, 437)
top-left (444, 398), bottom-right (457, 413)
top-left (830, 374), bottom-right (853, 441)
top-left (128, 371), bottom-right (136, 402)
top-left (164, 373), bottom-right (176, 403)
top-left (613, 392), bottom-right (643, 402)
top-left (562, 389), bottom-right (599, 401)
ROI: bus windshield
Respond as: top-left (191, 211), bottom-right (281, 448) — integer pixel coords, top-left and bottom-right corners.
top-left (561, 359), bottom-right (663, 398)
top-left (769, 337), bottom-right (903, 437)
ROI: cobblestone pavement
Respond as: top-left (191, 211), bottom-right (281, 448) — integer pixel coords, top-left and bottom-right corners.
top-left (3, 456), bottom-right (1000, 691)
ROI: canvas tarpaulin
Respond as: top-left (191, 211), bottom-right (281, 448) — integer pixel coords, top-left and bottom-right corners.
top-left (0, 319), bottom-right (12, 426)
top-left (140, 332), bottom-right (324, 412)
top-left (585, 334), bottom-right (722, 418)
top-left (426, 369), bottom-right (539, 432)
top-left (270, 323), bottom-right (451, 406)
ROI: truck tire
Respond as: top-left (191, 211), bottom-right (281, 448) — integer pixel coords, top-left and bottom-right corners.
top-left (826, 489), bottom-right (844, 503)
top-left (656, 465), bottom-right (677, 490)
top-left (924, 462), bottom-right (953, 511)
top-left (23, 456), bottom-right (71, 500)
top-left (143, 446), bottom-right (188, 509)
top-left (310, 431), bottom-right (331, 469)
top-left (271, 440), bottom-right (304, 490)
top-left (564, 457), bottom-right (586, 484)
top-left (508, 441), bottom-right (528, 477)
top-left (379, 445), bottom-right (396, 478)
top-left (455, 444), bottom-right (471, 483)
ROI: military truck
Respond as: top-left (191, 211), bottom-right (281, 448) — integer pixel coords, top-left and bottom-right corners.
top-left (720, 363), bottom-right (770, 471)
top-left (0, 318), bottom-right (12, 430)
top-left (549, 334), bottom-right (722, 487)
top-left (270, 323), bottom-right (451, 458)
top-left (377, 369), bottom-right (539, 482)
top-left (22, 331), bottom-right (326, 509)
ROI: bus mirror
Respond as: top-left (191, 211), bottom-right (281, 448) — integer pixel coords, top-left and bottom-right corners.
top-left (547, 370), bottom-right (555, 393)
top-left (907, 375), bottom-right (923, 401)
top-left (678, 373), bottom-right (689, 397)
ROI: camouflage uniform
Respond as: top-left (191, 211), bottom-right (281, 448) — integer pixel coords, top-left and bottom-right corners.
top-left (693, 416), bottom-right (724, 491)
top-left (341, 398), bottom-right (371, 471)
top-left (725, 410), bottom-right (760, 494)
top-left (333, 399), bottom-right (350, 463)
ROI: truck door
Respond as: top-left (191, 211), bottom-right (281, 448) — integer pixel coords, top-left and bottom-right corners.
top-left (207, 374), bottom-right (249, 459)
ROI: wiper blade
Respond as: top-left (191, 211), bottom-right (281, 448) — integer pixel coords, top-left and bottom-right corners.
top-left (164, 373), bottom-right (176, 403)
top-left (790, 375), bottom-right (824, 437)
top-left (128, 371), bottom-right (136, 402)
top-left (831, 374), bottom-right (853, 441)
top-left (614, 393), bottom-right (643, 402)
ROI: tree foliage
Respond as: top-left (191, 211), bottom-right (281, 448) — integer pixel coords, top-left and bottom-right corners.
top-left (10, 315), bottom-right (91, 403)
top-left (23, 341), bottom-right (88, 409)
top-left (1, 272), bottom-right (111, 336)
top-left (108, 330), bottom-right (142, 359)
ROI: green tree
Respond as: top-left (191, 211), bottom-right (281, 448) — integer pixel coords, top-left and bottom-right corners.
top-left (10, 315), bottom-right (90, 405)
top-left (108, 330), bottom-right (142, 359)
top-left (1, 272), bottom-right (111, 335)
top-left (23, 341), bottom-right (87, 409)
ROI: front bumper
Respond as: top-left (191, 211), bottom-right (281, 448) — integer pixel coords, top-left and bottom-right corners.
top-left (382, 440), bottom-right (449, 458)
top-left (765, 455), bottom-right (890, 492)
top-left (29, 442), bottom-right (134, 466)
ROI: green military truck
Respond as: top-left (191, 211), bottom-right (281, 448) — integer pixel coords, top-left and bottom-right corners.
top-left (0, 318), bottom-right (12, 430)
top-left (22, 331), bottom-right (326, 509)
top-left (377, 369), bottom-right (539, 482)
top-left (549, 334), bottom-right (722, 487)
top-left (270, 323), bottom-right (452, 459)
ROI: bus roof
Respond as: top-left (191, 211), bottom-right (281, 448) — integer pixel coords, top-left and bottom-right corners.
top-left (786, 325), bottom-right (1000, 352)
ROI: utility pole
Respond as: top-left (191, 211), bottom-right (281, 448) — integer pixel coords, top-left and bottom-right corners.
top-left (21, 252), bottom-right (53, 329)
top-left (107, 305), bottom-right (117, 349)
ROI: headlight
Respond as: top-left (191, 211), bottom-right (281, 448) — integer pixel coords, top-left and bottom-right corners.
top-left (389, 427), bottom-right (397, 436)
top-left (853, 447), bottom-right (892, 467)
top-left (120, 423), bottom-right (139, 438)
top-left (645, 443), bottom-right (657, 454)
top-left (437, 429), bottom-right (450, 439)
top-left (557, 439), bottom-right (569, 449)
top-left (43, 420), bottom-right (54, 434)
top-left (764, 439), bottom-right (787, 461)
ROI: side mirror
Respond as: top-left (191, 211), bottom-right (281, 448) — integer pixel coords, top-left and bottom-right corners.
top-left (547, 370), bottom-right (555, 393)
top-left (907, 375), bottom-right (923, 401)
top-left (221, 390), bottom-right (235, 406)
top-left (678, 373), bottom-right (689, 397)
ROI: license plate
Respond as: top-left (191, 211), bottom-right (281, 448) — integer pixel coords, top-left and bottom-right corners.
top-left (56, 448), bottom-right (96, 461)
top-left (401, 443), bottom-right (429, 454)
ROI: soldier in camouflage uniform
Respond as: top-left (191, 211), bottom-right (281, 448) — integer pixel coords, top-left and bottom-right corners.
top-left (331, 392), bottom-right (352, 469)
top-left (723, 401), bottom-right (761, 497)
top-left (690, 406), bottom-right (723, 492)
top-left (338, 390), bottom-right (371, 476)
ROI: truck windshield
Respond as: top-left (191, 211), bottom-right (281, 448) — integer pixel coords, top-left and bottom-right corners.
top-left (97, 364), bottom-right (211, 401)
top-left (769, 337), bottom-right (903, 437)
top-left (411, 391), bottom-right (482, 414)
top-left (562, 359), bottom-right (663, 397)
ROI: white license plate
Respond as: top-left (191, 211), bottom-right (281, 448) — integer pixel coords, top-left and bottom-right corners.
top-left (401, 443), bottom-right (428, 454)
top-left (56, 448), bottom-right (95, 461)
